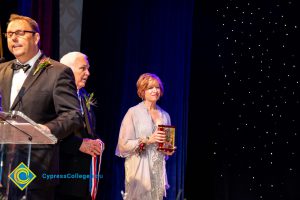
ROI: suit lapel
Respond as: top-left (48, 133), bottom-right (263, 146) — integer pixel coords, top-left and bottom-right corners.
top-left (10, 55), bottom-right (46, 110)
top-left (79, 89), bottom-right (94, 137)
top-left (2, 62), bottom-right (14, 111)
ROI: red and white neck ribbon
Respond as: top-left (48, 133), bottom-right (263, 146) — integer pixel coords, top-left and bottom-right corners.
top-left (89, 140), bottom-right (104, 200)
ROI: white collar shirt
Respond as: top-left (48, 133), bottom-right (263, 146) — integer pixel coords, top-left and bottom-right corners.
top-left (10, 50), bottom-right (42, 107)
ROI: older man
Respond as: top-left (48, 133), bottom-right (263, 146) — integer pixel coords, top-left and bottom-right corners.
top-left (57, 52), bottom-right (104, 200)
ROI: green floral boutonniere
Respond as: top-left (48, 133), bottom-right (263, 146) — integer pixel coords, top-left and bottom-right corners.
top-left (84, 92), bottom-right (97, 111)
top-left (33, 57), bottom-right (52, 75)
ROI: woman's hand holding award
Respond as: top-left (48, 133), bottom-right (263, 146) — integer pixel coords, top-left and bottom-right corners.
top-left (157, 125), bottom-right (176, 155)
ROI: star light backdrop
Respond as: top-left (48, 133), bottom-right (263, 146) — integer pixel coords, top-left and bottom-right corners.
top-left (214, 0), bottom-right (299, 199)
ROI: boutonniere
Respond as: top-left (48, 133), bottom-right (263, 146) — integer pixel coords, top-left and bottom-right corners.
top-left (33, 57), bottom-right (52, 75)
top-left (84, 92), bottom-right (97, 111)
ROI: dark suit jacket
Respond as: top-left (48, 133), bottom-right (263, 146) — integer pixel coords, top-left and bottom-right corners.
top-left (0, 54), bottom-right (83, 189)
top-left (57, 88), bottom-right (98, 198)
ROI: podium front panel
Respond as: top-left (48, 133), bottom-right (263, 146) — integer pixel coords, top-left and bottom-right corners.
top-left (0, 143), bottom-right (31, 199)
top-left (0, 111), bottom-right (57, 199)
top-left (0, 111), bottom-right (57, 144)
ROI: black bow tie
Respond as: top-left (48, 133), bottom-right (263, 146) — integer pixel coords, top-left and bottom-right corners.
top-left (11, 63), bottom-right (31, 72)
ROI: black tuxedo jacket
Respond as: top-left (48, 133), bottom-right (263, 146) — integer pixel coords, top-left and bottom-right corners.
top-left (0, 55), bottom-right (83, 189)
top-left (57, 88), bottom-right (98, 198)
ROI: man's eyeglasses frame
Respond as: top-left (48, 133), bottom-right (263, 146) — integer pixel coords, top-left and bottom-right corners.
top-left (3, 30), bottom-right (36, 38)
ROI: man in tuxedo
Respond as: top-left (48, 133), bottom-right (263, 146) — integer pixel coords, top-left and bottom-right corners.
top-left (57, 52), bottom-right (104, 200)
top-left (0, 14), bottom-right (83, 200)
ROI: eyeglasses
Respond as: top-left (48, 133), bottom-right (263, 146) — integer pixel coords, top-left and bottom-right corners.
top-left (3, 30), bottom-right (36, 38)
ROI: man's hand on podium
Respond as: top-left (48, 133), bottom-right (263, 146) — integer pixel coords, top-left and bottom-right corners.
top-left (38, 124), bottom-right (51, 134)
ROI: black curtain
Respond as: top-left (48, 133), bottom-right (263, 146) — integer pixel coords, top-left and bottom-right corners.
top-left (185, 0), bottom-right (219, 199)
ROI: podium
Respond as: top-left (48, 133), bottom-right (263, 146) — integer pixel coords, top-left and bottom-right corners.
top-left (0, 111), bottom-right (57, 199)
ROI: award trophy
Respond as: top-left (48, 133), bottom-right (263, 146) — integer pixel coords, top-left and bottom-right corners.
top-left (157, 125), bottom-right (175, 153)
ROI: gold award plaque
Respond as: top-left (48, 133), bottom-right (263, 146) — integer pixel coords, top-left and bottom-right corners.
top-left (157, 125), bottom-right (175, 153)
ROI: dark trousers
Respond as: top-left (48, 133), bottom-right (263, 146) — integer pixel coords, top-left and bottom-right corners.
top-left (56, 193), bottom-right (91, 200)
top-left (0, 186), bottom-right (55, 200)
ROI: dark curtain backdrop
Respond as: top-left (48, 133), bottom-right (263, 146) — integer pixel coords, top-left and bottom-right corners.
top-left (80, 1), bottom-right (193, 199)
top-left (186, 0), bottom-right (218, 199)
top-left (30, 0), bottom-right (60, 59)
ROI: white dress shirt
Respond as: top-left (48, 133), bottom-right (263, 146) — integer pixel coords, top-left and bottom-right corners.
top-left (10, 50), bottom-right (42, 107)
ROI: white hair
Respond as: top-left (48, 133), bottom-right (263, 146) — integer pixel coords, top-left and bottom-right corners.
top-left (60, 51), bottom-right (87, 69)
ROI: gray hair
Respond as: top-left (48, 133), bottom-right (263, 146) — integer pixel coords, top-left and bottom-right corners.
top-left (60, 51), bottom-right (87, 69)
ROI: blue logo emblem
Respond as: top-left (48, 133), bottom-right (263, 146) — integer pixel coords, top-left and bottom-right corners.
top-left (8, 162), bottom-right (36, 190)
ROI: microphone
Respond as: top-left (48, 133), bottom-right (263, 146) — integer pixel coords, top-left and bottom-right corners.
top-left (0, 93), bottom-right (2, 111)
top-left (18, 87), bottom-right (26, 99)
top-left (16, 87), bottom-right (26, 111)
top-left (0, 57), bottom-right (5, 63)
